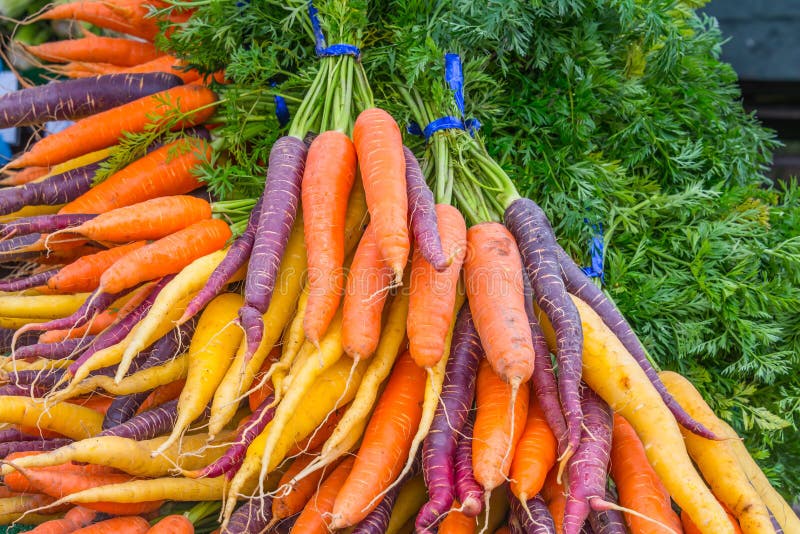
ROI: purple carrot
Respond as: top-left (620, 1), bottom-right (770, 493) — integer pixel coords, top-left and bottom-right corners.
top-left (0, 438), bottom-right (73, 457)
top-left (96, 399), bottom-right (199, 441)
top-left (0, 214), bottom-right (95, 239)
top-left (239, 136), bottom-right (306, 362)
top-left (455, 415), bottom-right (484, 518)
top-left (5, 368), bottom-right (64, 389)
top-left (0, 383), bottom-right (49, 397)
top-left (1, 327), bottom-right (38, 353)
top-left (101, 391), bottom-right (151, 431)
top-left (555, 246), bottom-right (717, 440)
top-left (505, 197), bottom-right (583, 462)
top-left (509, 490), bottom-right (556, 534)
top-left (179, 195), bottom-right (263, 324)
top-left (189, 394), bottom-right (277, 479)
top-left (66, 276), bottom-right (172, 376)
top-left (11, 335), bottom-right (95, 361)
top-left (0, 268), bottom-right (58, 292)
top-left (0, 161), bottom-right (104, 216)
top-left (587, 488), bottom-right (626, 534)
top-left (226, 493), bottom-right (272, 533)
top-left (403, 146), bottom-right (448, 271)
top-left (417, 304), bottom-right (483, 533)
top-left (15, 286), bottom-right (130, 336)
top-left (0, 233), bottom-right (40, 254)
top-left (0, 428), bottom-right (40, 442)
top-left (0, 72), bottom-right (183, 129)
top-left (563, 386), bottom-right (614, 534)
top-left (354, 457), bottom-right (422, 534)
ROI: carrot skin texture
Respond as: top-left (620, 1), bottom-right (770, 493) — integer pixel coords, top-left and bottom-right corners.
top-left (682, 508), bottom-right (743, 534)
top-left (0, 268), bottom-right (58, 292)
top-left (555, 247), bottom-right (716, 440)
top-left (98, 399), bottom-right (184, 441)
top-left (0, 214), bottom-right (95, 238)
top-left (23, 37), bottom-right (163, 67)
top-left (588, 489), bottom-right (627, 534)
top-left (353, 459), bottom-right (421, 534)
top-left (353, 108), bottom-right (409, 281)
top-left (240, 136), bottom-right (306, 359)
top-left (417, 305), bottom-right (482, 532)
top-left (302, 131), bottom-right (357, 344)
top-left (509, 491), bottom-right (556, 534)
top-left (292, 457), bottom-right (355, 534)
top-left (510, 391), bottom-right (558, 502)
top-left (71, 516), bottom-right (151, 534)
top-left (20, 287), bottom-right (129, 334)
top-left (48, 241), bottom-right (147, 293)
top-left (227, 494), bottom-right (272, 534)
top-left (403, 146), bottom-right (448, 271)
top-left (0, 162), bottom-right (102, 216)
top-left (146, 514), bottom-right (194, 533)
top-left (0, 439), bottom-right (74, 457)
top-left (28, 506), bottom-right (98, 534)
top-left (505, 198), bottom-right (583, 460)
top-left (455, 416), bottom-right (484, 517)
top-left (0, 73), bottom-right (182, 129)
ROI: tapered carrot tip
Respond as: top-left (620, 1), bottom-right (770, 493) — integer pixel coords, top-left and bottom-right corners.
top-left (461, 496), bottom-right (483, 518)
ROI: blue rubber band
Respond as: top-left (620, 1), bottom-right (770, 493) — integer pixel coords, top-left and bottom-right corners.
top-left (581, 220), bottom-right (605, 283)
top-left (270, 82), bottom-right (291, 128)
top-left (308, 1), bottom-right (361, 59)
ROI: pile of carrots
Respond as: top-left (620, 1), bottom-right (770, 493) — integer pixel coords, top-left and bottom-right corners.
top-left (0, 1), bottom-right (796, 533)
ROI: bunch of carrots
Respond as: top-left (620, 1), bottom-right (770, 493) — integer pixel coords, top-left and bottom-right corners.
top-left (0, 1), bottom-right (795, 533)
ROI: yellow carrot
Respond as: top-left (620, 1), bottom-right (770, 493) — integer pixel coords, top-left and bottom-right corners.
top-left (0, 396), bottom-right (103, 439)
top-left (0, 293), bottom-right (90, 319)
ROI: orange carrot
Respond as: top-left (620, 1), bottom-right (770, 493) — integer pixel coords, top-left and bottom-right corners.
top-left (34, 245), bottom-right (105, 266)
top-left (248, 348), bottom-right (280, 411)
top-left (146, 514), bottom-right (194, 533)
top-left (52, 56), bottom-right (202, 85)
top-left (38, 306), bottom-right (118, 343)
top-left (28, 506), bottom-right (97, 534)
top-left (472, 358), bottom-right (529, 493)
top-left (464, 222), bottom-right (533, 386)
top-left (509, 391), bottom-right (557, 503)
top-left (47, 241), bottom-right (146, 293)
top-left (330, 351), bottom-right (427, 528)
top-left (4, 454), bottom-right (118, 495)
top-left (98, 219), bottom-right (232, 294)
top-left (494, 527), bottom-right (511, 534)
top-left (407, 204), bottom-right (466, 368)
top-left (439, 503), bottom-right (476, 534)
top-left (135, 380), bottom-right (187, 415)
top-left (541, 468), bottom-right (566, 534)
top-left (71, 516), bottom-right (151, 534)
top-left (66, 395), bottom-right (114, 414)
top-left (22, 37), bottom-right (163, 67)
top-left (301, 131), bottom-right (357, 345)
top-left (352, 108), bottom-right (409, 282)
top-left (0, 167), bottom-right (48, 186)
top-left (60, 139), bottom-right (211, 215)
top-left (291, 456), bottom-right (355, 534)
top-left (35, 0), bottom-right (166, 41)
top-left (124, 56), bottom-right (202, 84)
top-left (5, 85), bottom-right (217, 169)
top-left (272, 453), bottom-right (335, 524)
top-left (682, 506), bottom-right (742, 534)
top-left (609, 413), bottom-right (683, 534)
top-left (342, 223), bottom-right (393, 360)
top-left (285, 404), bottom-right (348, 457)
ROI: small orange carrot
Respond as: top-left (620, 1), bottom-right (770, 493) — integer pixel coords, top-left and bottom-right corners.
top-left (28, 506), bottom-right (98, 534)
top-left (124, 56), bottom-right (202, 84)
top-left (439, 503), bottom-right (476, 534)
top-left (135, 380), bottom-right (187, 415)
top-left (541, 468), bottom-right (566, 533)
top-left (34, 0), bottom-right (166, 41)
top-left (682, 506), bottom-right (742, 534)
top-left (301, 130), bottom-right (357, 345)
top-left (22, 37), bottom-right (163, 67)
top-left (352, 108), bottom-right (409, 282)
top-left (330, 351), bottom-right (427, 528)
top-left (291, 456), bottom-right (355, 534)
top-left (98, 219), bottom-right (232, 294)
top-left (510, 390), bottom-right (557, 503)
top-left (5, 85), bottom-right (217, 169)
top-left (0, 167), bottom-right (48, 186)
top-left (407, 204), bottom-right (466, 368)
top-left (47, 241), bottom-right (146, 293)
top-left (472, 358), bottom-right (529, 493)
top-left (272, 453), bottom-right (336, 524)
top-left (60, 138), bottom-right (211, 215)
top-left (342, 223), bottom-right (393, 360)
top-left (248, 348), bottom-right (280, 411)
top-left (71, 516), bottom-right (151, 534)
top-left (146, 514), bottom-right (194, 533)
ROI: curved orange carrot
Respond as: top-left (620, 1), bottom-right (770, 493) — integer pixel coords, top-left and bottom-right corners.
top-left (464, 222), bottom-right (534, 387)
top-left (38, 307), bottom-right (118, 343)
top-left (46, 241), bottom-right (146, 293)
top-left (407, 204), bottom-right (466, 368)
top-left (6, 85), bottom-right (216, 169)
top-left (272, 453), bottom-right (334, 524)
top-left (34, 0), bottom-right (169, 41)
top-left (67, 395), bottom-right (114, 414)
top-left (291, 456), bottom-right (355, 534)
top-left (330, 351), bottom-right (427, 528)
top-left (609, 413), bottom-right (683, 534)
top-left (510, 391), bottom-right (557, 503)
top-left (682, 506), bottom-right (741, 534)
top-left (301, 131), bottom-right (357, 345)
top-left (55, 56), bottom-right (202, 85)
top-left (248, 348), bottom-right (280, 411)
top-left (28, 506), bottom-right (98, 534)
top-left (439, 503), bottom-right (476, 534)
top-left (146, 514), bottom-right (194, 533)
top-left (71, 516), bottom-right (151, 534)
top-left (22, 38), bottom-right (163, 67)
top-left (352, 108), bottom-right (409, 282)
top-left (135, 379), bottom-right (187, 415)
top-left (473, 358), bottom-right (529, 492)
top-left (0, 167), bottom-right (48, 186)
top-left (342, 223), bottom-right (393, 360)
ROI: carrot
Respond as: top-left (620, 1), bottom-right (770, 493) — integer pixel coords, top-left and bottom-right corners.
top-left (5, 85), bottom-right (217, 169)
top-left (272, 453), bottom-right (336, 525)
top-left (28, 506), bottom-right (97, 534)
top-left (342, 223), bottom-right (394, 360)
top-left (609, 413), bottom-right (682, 534)
top-left (0, 397), bottom-right (103, 439)
top-left (352, 108), bottom-right (409, 281)
top-left (34, 0), bottom-right (165, 40)
top-left (146, 514), bottom-right (194, 533)
top-left (22, 37), bottom-right (163, 67)
top-left (67, 395), bottom-right (114, 414)
top-left (123, 55), bottom-right (202, 84)
top-left (98, 219), bottom-right (231, 294)
top-left (330, 351), bottom-right (427, 528)
top-left (0, 167), bottom-right (48, 186)
top-left (291, 456), bottom-right (355, 534)
top-left (285, 403), bottom-right (347, 458)
top-left (473, 359), bottom-right (529, 494)
top-left (249, 349), bottom-right (280, 411)
top-left (60, 139), bottom-right (211, 215)
top-left (45, 241), bottom-right (146, 293)
top-left (135, 379), bottom-right (187, 415)
top-left (541, 468), bottom-right (567, 534)
top-left (408, 204), bottom-right (467, 368)
top-left (510, 390), bottom-right (558, 504)
top-left (71, 516), bottom-right (150, 534)
top-left (439, 504), bottom-right (476, 534)
top-left (682, 507), bottom-right (743, 534)
top-left (301, 131), bottom-right (357, 345)
top-left (38, 307), bottom-right (118, 343)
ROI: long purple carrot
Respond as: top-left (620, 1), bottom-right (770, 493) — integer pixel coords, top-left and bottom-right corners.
top-left (0, 383), bottom-right (49, 397)
top-left (0, 268), bottom-right (58, 292)
top-left (0, 161), bottom-right (104, 216)
top-left (417, 305), bottom-right (483, 533)
top-left (0, 72), bottom-right (184, 128)
top-left (1, 327), bottom-right (38, 353)
top-left (187, 393), bottom-right (277, 479)
top-left (66, 276), bottom-right (172, 376)
top-left (0, 428), bottom-right (41, 442)
top-left (239, 136), bottom-right (307, 361)
top-left (555, 246), bottom-right (717, 440)
top-left (403, 146), bottom-right (447, 271)
top-left (505, 198), bottom-right (583, 463)
top-left (5, 369), bottom-right (64, 389)
top-left (509, 490), bottom-right (556, 534)
top-left (353, 457), bottom-right (422, 534)
top-left (0, 233), bottom-right (40, 254)
top-left (588, 488), bottom-right (626, 534)
top-left (98, 400), bottom-right (188, 440)
top-left (0, 438), bottom-right (73, 457)
top-left (11, 335), bottom-right (95, 361)
top-left (179, 195), bottom-right (263, 325)
top-left (454, 415), bottom-right (484, 518)
top-left (226, 493), bottom-right (272, 533)
top-left (563, 386), bottom-right (613, 534)
top-left (0, 214), bottom-right (95, 239)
